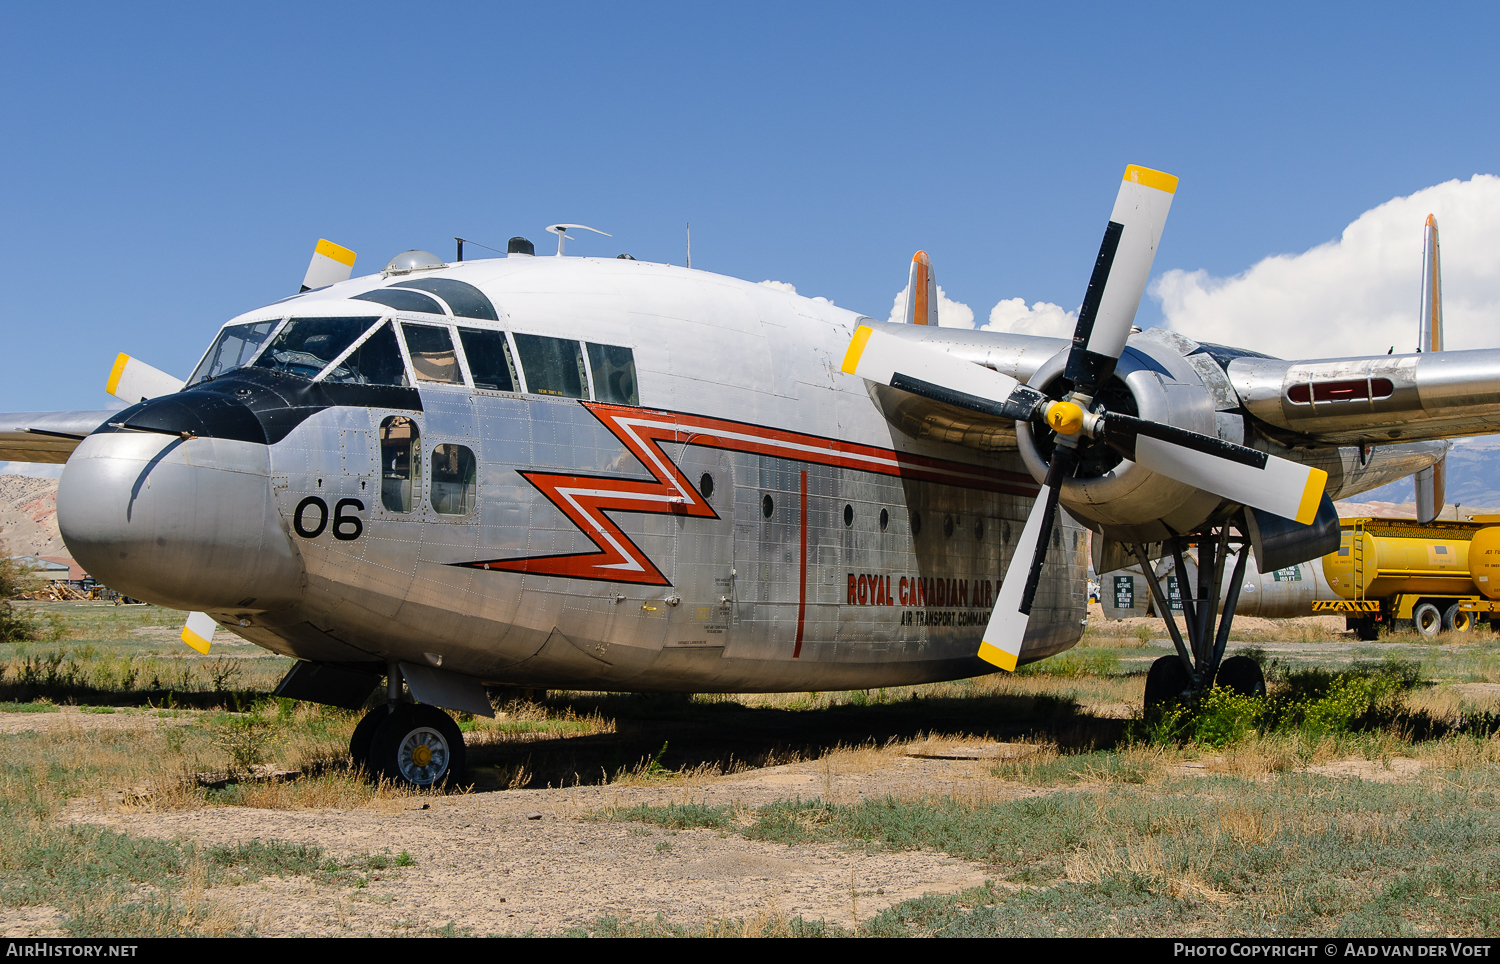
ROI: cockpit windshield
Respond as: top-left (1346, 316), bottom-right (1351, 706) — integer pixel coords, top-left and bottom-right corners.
top-left (186, 320), bottom-right (280, 385)
top-left (253, 317), bottom-right (379, 380)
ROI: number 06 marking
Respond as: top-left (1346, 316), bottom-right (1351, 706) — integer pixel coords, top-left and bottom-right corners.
top-left (294, 496), bottom-right (328, 538)
top-left (333, 498), bottom-right (365, 541)
top-left (293, 496), bottom-right (366, 541)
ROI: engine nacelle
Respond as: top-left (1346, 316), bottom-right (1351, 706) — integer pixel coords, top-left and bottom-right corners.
top-left (1018, 331), bottom-right (1227, 541)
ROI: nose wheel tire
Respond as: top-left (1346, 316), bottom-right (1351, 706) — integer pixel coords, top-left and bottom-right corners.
top-left (369, 704), bottom-right (466, 788)
top-left (1413, 603), bottom-right (1443, 639)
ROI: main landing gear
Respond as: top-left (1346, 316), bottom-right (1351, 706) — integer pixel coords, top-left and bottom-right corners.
top-left (1133, 516), bottom-right (1267, 708)
top-left (350, 663), bottom-right (467, 788)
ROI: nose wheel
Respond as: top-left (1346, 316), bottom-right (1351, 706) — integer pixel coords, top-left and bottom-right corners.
top-left (351, 704), bottom-right (466, 788)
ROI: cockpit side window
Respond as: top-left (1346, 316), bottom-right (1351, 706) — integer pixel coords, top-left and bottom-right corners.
top-left (187, 320), bottom-right (280, 385)
top-left (586, 343), bottom-right (639, 406)
top-left (318, 321), bottom-right (410, 387)
top-left (457, 327), bottom-right (518, 392)
top-left (352, 288), bottom-right (447, 315)
top-left (393, 279), bottom-right (498, 321)
top-left (254, 317), bottom-right (378, 380)
top-left (380, 416), bottom-right (420, 513)
top-left (400, 323), bottom-right (464, 385)
top-left (514, 334), bottom-right (587, 399)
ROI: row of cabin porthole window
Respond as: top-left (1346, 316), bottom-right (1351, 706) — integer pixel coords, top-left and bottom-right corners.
top-left (754, 496), bottom-right (1077, 551)
top-left (693, 473), bottom-right (1069, 549)
top-left (379, 416), bottom-right (477, 516)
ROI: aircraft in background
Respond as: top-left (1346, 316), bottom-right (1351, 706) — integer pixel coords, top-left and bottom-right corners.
top-left (0, 170), bottom-right (1489, 787)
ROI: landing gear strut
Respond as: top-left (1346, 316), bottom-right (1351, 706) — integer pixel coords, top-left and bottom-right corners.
top-left (1134, 514), bottom-right (1263, 707)
top-left (349, 662), bottom-right (467, 788)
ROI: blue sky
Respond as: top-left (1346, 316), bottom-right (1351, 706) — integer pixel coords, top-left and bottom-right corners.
top-left (4, 2), bottom-right (1499, 414)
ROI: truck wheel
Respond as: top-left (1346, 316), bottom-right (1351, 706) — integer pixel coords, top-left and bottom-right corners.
top-left (1443, 604), bottom-right (1474, 634)
top-left (1216, 655), bottom-right (1267, 697)
top-left (1413, 603), bottom-right (1443, 639)
top-left (1144, 655), bottom-right (1192, 708)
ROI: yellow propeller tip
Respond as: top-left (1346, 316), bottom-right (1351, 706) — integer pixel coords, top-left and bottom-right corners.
top-left (978, 641), bottom-right (1018, 672)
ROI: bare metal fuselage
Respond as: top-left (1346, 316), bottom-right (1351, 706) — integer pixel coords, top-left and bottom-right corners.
top-left (57, 258), bottom-right (1089, 691)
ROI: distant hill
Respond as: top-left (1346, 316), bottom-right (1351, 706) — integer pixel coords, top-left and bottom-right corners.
top-left (0, 475), bottom-right (66, 561)
top-left (1355, 434), bottom-right (1500, 514)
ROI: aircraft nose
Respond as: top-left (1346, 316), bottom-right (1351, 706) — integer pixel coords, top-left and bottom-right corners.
top-left (57, 428), bottom-right (305, 612)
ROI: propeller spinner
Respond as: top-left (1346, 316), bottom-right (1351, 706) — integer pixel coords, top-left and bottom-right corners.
top-left (841, 165), bottom-right (1328, 672)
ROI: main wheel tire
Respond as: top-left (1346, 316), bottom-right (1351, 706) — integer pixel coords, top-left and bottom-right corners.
top-left (1443, 603), bottom-right (1474, 634)
top-left (1215, 655), bottom-right (1267, 697)
top-left (1414, 602), bottom-right (1443, 639)
top-left (1144, 655), bottom-right (1192, 708)
top-left (370, 704), bottom-right (466, 788)
top-left (349, 708), bottom-right (386, 772)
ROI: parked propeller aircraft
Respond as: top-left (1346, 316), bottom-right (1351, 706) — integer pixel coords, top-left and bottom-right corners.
top-left (0, 166), bottom-right (1487, 788)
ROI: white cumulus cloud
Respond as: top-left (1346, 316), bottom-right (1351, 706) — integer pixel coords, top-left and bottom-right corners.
top-left (984, 297), bottom-right (1077, 338)
top-left (1152, 174), bottom-right (1500, 360)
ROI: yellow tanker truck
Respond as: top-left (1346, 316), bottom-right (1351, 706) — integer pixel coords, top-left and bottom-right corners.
top-left (1101, 516), bottom-right (1500, 641)
top-left (1319, 516), bottom-right (1500, 639)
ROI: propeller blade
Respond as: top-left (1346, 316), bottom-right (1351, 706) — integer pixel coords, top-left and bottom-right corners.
top-left (840, 325), bottom-right (1046, 420)
top-left (301, 239), bottom-right (357, 292)
top-left (978, 479), bottom-right (1061, 671)
top-left (1101, 413), bottom-right (1327, 525)
top-left (181, 611), bottom-right (216, 654)
top-left (1064, 165), bottom-right (1177, 396)
top-left (106, 353), bottom-right (185, 404)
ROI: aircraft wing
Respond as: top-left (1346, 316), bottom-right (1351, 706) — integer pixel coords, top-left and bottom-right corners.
top-left (1229, 349), bottom-right (1500, 446)
top-left (0, 411), bottom-right (117, 463)
top-left (857, 323), bottom-right (1500, 455)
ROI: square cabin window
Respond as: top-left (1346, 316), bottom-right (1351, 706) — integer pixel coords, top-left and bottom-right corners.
top-left (458, 327), bottom-right (517, 392)
top-left (586, 343), bottom-right (639, 406)
top-left (431, 444), bottom-right (476, 515)
top-left (401, 323), bottom-right (464, 385)
top-left (513, 334), bottom-right (587, 398)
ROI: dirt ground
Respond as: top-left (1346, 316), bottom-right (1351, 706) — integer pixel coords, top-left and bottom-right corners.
top-left (55, 746), bottom-right (1018, 936)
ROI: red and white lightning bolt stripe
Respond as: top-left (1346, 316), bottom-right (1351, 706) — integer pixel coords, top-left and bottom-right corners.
top-left (460, 402), bottom-right (1038, 585)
